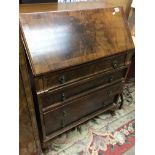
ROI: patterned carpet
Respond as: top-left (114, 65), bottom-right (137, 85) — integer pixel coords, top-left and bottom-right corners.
top-left (46, 80), bottom-right (135, 155)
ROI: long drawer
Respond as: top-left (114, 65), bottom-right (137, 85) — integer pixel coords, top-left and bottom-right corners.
top-left (39, 67), bottom-right (127, 109)
top-left (35, 52), bottom-right (127, 93)
top-left (43, 82), bottom-right (122, 136)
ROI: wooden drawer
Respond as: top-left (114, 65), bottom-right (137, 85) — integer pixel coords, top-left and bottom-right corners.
top-left (39, 67), bottom-right (127, 109)
top-left (36, 52), bottom-right (127, 93)
top-left (43, 82), bottom-right (122, 136)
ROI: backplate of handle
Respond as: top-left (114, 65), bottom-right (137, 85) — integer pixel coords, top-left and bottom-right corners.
top-left (109, 76), bottom-right (113, 82)
top-left (107, 91), bottom-right (112, 96)
top-left (59, 75), bottom-right (65, 84)
top-left (112, 60), bottom-right (118, 69)
top-left (61, 93), bottom-right (66, 101)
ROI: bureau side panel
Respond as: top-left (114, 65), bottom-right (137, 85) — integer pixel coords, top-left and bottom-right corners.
top-left (19, 37), bottom-right (42, 155)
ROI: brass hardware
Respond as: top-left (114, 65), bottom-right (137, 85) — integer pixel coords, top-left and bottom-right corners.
top-left (62, 110), bottom-right (67, 117)
top-left (109, 76), bottom-right (113, 82)
top-left (112, 60), bottom-right (118, 69)
top-left (59, 75), bottom-right (65, 84)
top-left (61, 93), bottom-right (65, 101)
top-left (61, 110), bottom-right (67, 127)
top-left (61, 119), bottom-right (65, 128)
top-left (107, 91), bottom-right (112, 96)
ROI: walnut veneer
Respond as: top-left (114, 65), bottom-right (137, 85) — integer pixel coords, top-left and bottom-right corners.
top-left (20, 7), bottom-right (134, 151)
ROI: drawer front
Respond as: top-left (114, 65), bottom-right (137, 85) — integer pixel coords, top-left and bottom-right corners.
top-left (40, 68), bottom-right (127, 108)
top-left (42, 53), bottom-right (127, 92)
top-left (43, 82), bottom-right (122, 136)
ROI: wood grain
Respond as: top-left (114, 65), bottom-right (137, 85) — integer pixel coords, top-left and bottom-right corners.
top-left (20, 7), bottom-right (134, 76)
top-left (40, 67), bottom-right (127, 109)
top-left (20, 6), bottom-right (134, 152)
top-left (19, 37), bottom-right (42, 155)
top-left (43, 82), bottom-right (122, 136)
top-left (36, 52), bottom-right (128, 93)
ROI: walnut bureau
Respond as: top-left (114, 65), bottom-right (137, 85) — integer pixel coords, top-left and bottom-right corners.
top-left (19, 7), bottom-right (134, 151)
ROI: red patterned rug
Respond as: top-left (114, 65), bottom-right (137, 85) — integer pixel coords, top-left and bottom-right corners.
top-left (85, 120), bottom-right (135, 155)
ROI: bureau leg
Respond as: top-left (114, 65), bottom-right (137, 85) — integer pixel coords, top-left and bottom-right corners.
top-left (42, 145), bottom-right (50, 154)
top-left (113, 93), bottom-right (124, 109)
top-left (42, 148), bottom-right (49, 154)
top-left (110, 110), bottom-right (116, 116)
top-left (109, 103), bottom-right (117, 116)
top-left (119, 93), bottom-right (124, 109)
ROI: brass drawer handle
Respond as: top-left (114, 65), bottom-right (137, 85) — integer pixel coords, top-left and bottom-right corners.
top-left (62, 110), bottom-right (67, 117)
top-left (61, 119), bottom-right (65, 128)
top-left (112, 60), bottom-right (118, 69)
top-left (109, 76), bottom-right (113, 82)
top-left (59, 75), bottom-right (65, 84)
top-left (61, 93), bottom-right (66, 101)
top-left (107, 91), bottom-right (112, 97)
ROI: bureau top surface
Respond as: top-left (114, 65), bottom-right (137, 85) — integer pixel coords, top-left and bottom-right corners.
top-left (20, 7), bottom-right (134, 76)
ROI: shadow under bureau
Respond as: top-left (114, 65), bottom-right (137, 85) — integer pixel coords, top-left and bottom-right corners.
top-left (19, 7), bottom-right (134, 151)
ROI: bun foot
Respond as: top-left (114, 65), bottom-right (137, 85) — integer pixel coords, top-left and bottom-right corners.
top-left (42, 146), bottom-right (50, 154)
top-left (108, 103), bottom-right (117, 116)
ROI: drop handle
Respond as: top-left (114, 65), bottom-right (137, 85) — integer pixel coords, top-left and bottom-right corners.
top-left (62, 110), bottom-right (67, 117)
top-left (61, 119), bottom-right (65, 128)
top-left (112, 60), bottom-right (118, 69)
top-left (61, 93), bottom-right (66, 101)
top-left (59, 75), bottom-right (65, 84)
top-left (107, 91), bottom-right (112, 97)
top-left (109, 76), bottom-right (113, 82)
